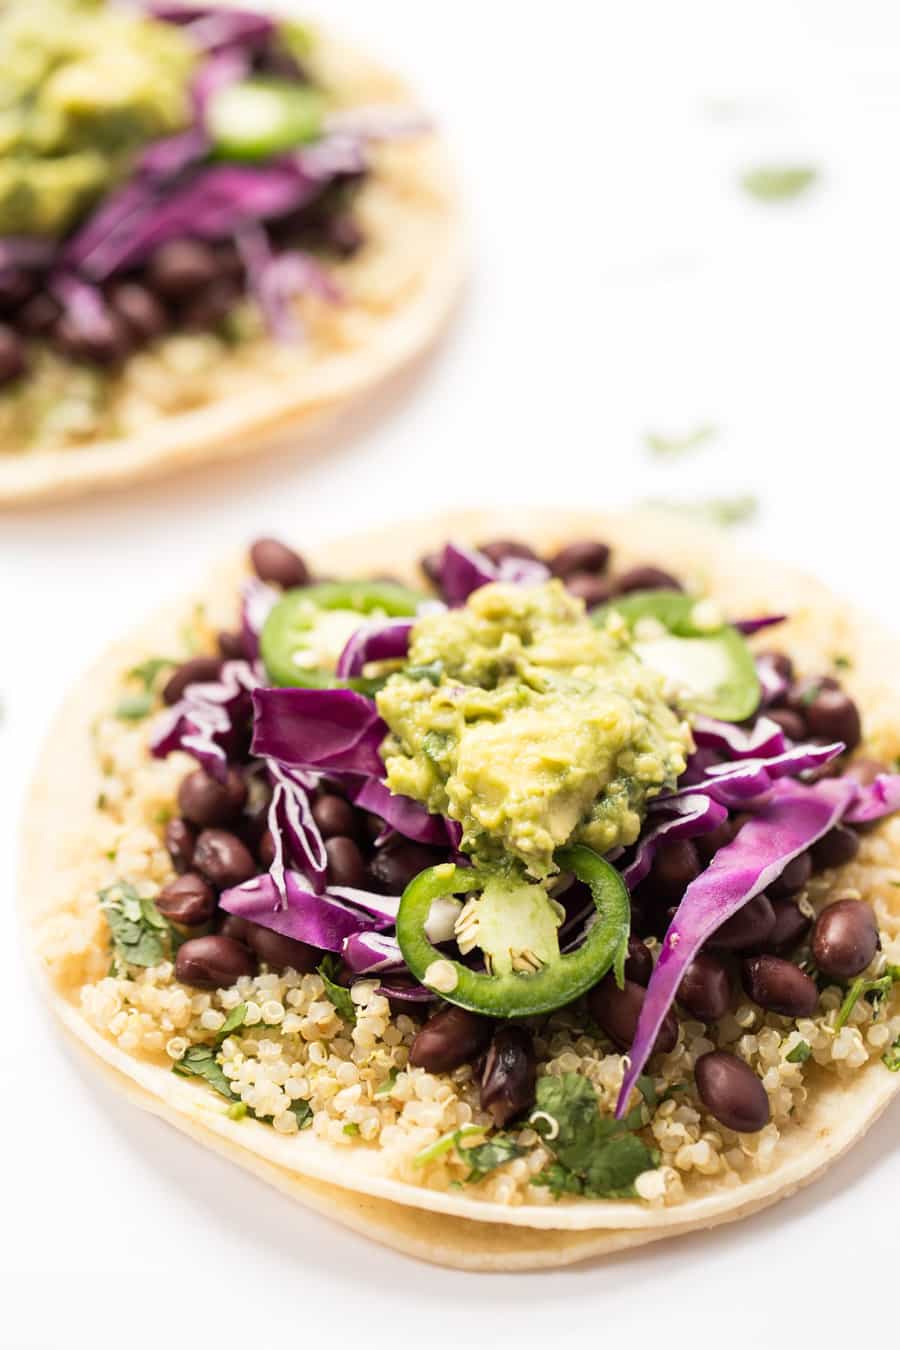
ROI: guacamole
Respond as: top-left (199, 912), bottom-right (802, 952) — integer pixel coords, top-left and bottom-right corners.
top-left (377, 581), bottom-right (692, 878)
top-left (0, 0), bottom-right (196, 236)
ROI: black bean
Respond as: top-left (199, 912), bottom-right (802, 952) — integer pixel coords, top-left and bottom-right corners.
top-left (678, 952), bottom-right (734, 1021)
top-left (767, 851), bottom-right (811, 899)
top-left (218, 913), bottom-right (249, 942)
top-left (258, 829), bottom-right (276, 870)
top-left (409, 1004), bottom-right (493, 1073)
top-left (312, 793), bottom-right (358, 839)
top-left (165, 817), bottom-right (196, 874)
top-left (478, 538), bottom-right (539, 566)
top-left (757, 649), bottom-right (793, 683)
top-left (53, 307), bottom-right (130, 366)
top-left (193, 829), bottom-right (257, 890)
top-left (616, 565), bottom-right (682, 594)
top-left (420, 551), bottom-right (443, 587)
top-left (369, 841), bottom-right (443, 892)
top-left (108, 281), bottom-right (167, 342)
top-left (766, 708), bottom-right (806, 742)
top-left (649, 838), bottom-right (702, 904)
top-left (695, 817), bottom-right (739, 864)
top-left (695, 1050), bottom-right (770, 1133)
top-left (587, 975), bottom-right (678, 1055)
top-left (242, 920), bottom-right (318, 974)
top-left (250, 537), bottom-right (310, 588)
top-left (549, 539), bottom-right (611, 578)
top-left (760, 897), bottom-right (811, 955)
top-left (179, 278), bottom-right (240, 331)
top-left (741, 955), bottom-right (819, 1017)
top-left (786, 675), bottom-right (840, 712)
top-left (326, 213), bottom-right (364, 257)
top-left (708, 893), bottom-right (776, 951)
top-left (811, 899), bottom-right (879, 979)
top-left (18, 292), bottom-right (60, 337)
top-left (804, 689), bottom-right (861, 751)
top-left (217, 630), bottom-right (245, 659)
top-left (147, 240), bottom-right (219, 296)
top-left (811, 824), bottom-right (860, 871)
top-left (0, 324), bottom-right (26, 385)
top-left (162, 656), bottom-right (223, 706)
top-left (565, 574), bottom-right (617, 609)
top-left (178, 767), bottom-right (247, 829)
top-left (624, 936), bottom-right (653, 986)
top-left (0, 267), bottom-right (35, 312)
top-left (479, 1026), bottom-right (537, 1127)
top-left (156, 873), bottom-right (217, 926)
top-left (175, 934), bottom-right (257, 988)
top-left (325, 835), bottom-right (367, 888)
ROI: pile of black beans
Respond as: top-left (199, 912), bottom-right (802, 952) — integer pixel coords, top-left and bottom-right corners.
top-left (0, 185), bottom-right (364, 390)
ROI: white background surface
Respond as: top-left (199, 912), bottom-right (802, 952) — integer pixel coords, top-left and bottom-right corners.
top-left (3, 2), bottom-right (900, 1345)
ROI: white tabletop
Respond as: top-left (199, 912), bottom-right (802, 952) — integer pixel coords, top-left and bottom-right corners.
top-left (3, 2), bottom-right (899, 1345)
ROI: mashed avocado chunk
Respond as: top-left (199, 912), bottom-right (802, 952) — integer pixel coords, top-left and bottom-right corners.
top-left (0, 0), bottom-right (196, 236)
top-left (377, 581), bottom-right (692, 878)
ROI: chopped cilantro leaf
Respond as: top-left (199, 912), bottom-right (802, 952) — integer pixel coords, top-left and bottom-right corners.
top-left (883, 1037), bottom-right (900, 1072)
top-left (227, 1102), bottom-right (248, 1121)
top-left (216, 1003), bottom-right (248, 1043)
top-left (99, 880), bottom-right (169, 968)
top-left (643, 424), bottom-right (718, 458)
top-left (173, 1045), bottom-right (237, 1100)
top-left (832, 655), bottom-right (852, 671)
top-left (317, 955), bottom-right (357, 1024)
top-left (834, 965), bottom-right (900, 1032)
top-left (529, 1073), bottom-right (657, 1199)
top-left (343, 1122), bottom-right (360, 1136)
top-left (114, 693), bottom-right (154, 721)
top-left (455, 1134), bottom-right (524, 1183)
top-left (742, 165), bottom-right (817, 203)
top-left (127, 657), bottom-right (176, 692)
top-left (290, 1100), bottom-right (314, 1129)
top-left (374, 1068), bottom-right (400, 1099)
top-left (644, 494), bottom-right (759, 528)
top-left (786, 1040), bottom-right (812, 1064)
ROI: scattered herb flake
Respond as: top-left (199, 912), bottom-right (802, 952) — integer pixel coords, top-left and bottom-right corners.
top-left (643, 423), bottom-right (718, 458)
top-left (832, 654), bottom-right (853, 671)
top-left (317, 956), bottom-right (357, 1025)
top-left (644, 494), bottom-right (759, 528)
top-left (173, 1045), bottom-right (237, 1100)
top-left (405, 661), bottom-right (444, 685)
top-left (114, 692), bottom-right (154, 721)
top-left (127, 657), bottom-right (176, 692)
top-left (883, 1037), bottom-right (900, 1072)
top-left (742, 165), bottom-right (818, 203)
top-left (786, 1040), bottom-right (812, 1064)
top-left (374, 1067), bottom-right (400, 1099)
top-left (290, 1099), bottom-right (314, 1130)
top-left (96, 792), bottom-right (107, 810)
top-left (413, 1124), bottom-right (483, 1168)
top-left (529, 1073), bottom-right (657, 1199)
top-left (227, 1101), bottom-right (248, 1121)
top-left (99, 880), bottom-right (169, 968)
top-left (455, 1134), bottom-right (524, 1183)
top-left (343, 1122), bottom-right (360, 1137)
top-left (216, 1003), bottom-right (248, 1043)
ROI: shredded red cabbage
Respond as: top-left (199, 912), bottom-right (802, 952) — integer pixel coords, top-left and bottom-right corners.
top-left (692, 715), bottom-right (787, 759)
top-left (336, 618), bottom-right (413, 680)
top-left (733, 615), bottom-right (787, 636)
top-left (438, 542), bottom-right (551, 607)
top-left (220, 871), bottom-right (382, 952)
top-left (844, 772), bottom-right (900, 824)
top-left (148, 4), bottom-right (276, 50)
top-left (665, 741), bottom-right (845, 808)
top-left (265, 761), bottom-right (327, 897)
top-left (251, 686), bottom-right (387, 777)
top-left (151, 659), bottom-right (259, 782)
top-left (756, 653), bottom-right (790, 707)
top-left (240, 575), bottom-right (278, 662)
top-left (616, 776), bottom-right (858, 1117)
top-left (238, 226), bottom-right (341, 342)
top-left (622, 793), bottom-right (729, 889)
top-left (342, 930), bottom-right (405, 974)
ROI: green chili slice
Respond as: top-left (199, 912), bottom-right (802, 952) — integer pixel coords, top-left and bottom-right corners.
top-left (396, 846), bottom-right (630, 1018)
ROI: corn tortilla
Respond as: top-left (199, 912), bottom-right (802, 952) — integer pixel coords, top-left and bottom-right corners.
top-left (20, 510), bottom-right (900, 1267)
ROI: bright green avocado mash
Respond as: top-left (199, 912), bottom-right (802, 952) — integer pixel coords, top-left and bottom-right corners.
top-left (0, 0), bottom-right (196, 236)
top-left (377, 581), bottom-right (692, 879)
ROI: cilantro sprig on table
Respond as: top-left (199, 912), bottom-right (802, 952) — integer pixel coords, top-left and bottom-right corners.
top-left (529, 1073), bottom-right (658, 1199)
